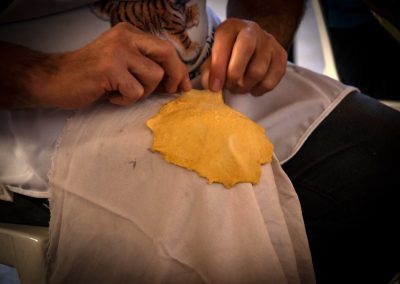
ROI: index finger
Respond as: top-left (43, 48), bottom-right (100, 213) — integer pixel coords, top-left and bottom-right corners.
top-left (208, 23), bottom-right (237, 92)
top-left (136, 36), bottom-right (190, 93)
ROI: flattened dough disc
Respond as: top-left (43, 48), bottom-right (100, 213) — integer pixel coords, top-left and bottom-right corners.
top-left (147, 89), bottom-right (273, 188)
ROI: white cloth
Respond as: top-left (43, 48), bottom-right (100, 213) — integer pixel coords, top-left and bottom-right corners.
top-left (0, 2), bottom-right (220, 197)
top-left (224, 64), bottom-right (358, 164)
top-left (0, 109), bottom-right (72, 197)
top-left (0, 2), bottom-right (356, 282)
top-left (47, 95), bottom-right (315, 283)
top-left (46, 66), bottom-right (356, 281)
top-left (0, 2), bottom-right (357, 197)
top-left (0, 65), bottom-right (356, 198)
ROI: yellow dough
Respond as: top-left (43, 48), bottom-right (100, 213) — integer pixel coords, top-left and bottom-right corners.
top-left (146, 89), bottom-right (273, 188)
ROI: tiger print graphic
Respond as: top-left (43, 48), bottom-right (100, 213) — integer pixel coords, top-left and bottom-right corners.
top-left (92, 0), bottom-right (202, 65)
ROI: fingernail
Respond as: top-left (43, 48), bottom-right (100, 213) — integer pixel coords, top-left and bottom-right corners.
top-left (210, 78), bottom-right (221, 92)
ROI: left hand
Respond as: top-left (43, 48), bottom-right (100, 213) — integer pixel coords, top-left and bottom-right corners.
top-left (201, 18), bottom-right (287, 96)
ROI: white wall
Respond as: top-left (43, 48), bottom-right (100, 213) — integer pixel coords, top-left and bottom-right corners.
top-left (207, 0), bottom-right (227, 21)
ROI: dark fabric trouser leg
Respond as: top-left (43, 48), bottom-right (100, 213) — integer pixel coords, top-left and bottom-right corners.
top-left (0, 194), bottom-right (50, 227)
top-left (283, 92), bottom-right (400, 283)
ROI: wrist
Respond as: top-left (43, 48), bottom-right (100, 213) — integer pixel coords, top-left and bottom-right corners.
top-left (0, 42), bottom-right (60, 108)
top-left (29, 53), bottom-right (63, 108)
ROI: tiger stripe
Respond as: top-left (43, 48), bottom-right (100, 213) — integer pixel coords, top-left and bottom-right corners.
top-left (93, 0), bottom-right (201, 64)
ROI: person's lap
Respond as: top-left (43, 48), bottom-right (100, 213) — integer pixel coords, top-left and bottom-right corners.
top-left (282, 92), bottom-right (400, 283)
top-left (1, 91), bottom-right (399, 282)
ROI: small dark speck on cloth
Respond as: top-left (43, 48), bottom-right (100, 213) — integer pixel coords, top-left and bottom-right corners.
top-left (126, 160), bottom-right (137, 170)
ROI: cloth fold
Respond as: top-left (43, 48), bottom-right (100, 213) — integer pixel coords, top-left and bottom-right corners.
top-left (48, 96), bottom-right (315, 283)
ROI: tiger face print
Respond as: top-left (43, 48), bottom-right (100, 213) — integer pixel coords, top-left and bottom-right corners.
top-left (92, 0), bottom-right (202, 65)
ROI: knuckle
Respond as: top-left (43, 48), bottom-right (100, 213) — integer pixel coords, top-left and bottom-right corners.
top-left (227, 69), bottom-right (241, 82)
top-left (145, 64), bottom-right (164, 85)
top-left (276, 57), bottom-right (288, 76)
top-left (97, 65), bottom-right (112, 82)
top-left (153, 65), bottom-right (165, 81)
top-left (280, 48), bottom-right (288, 61)
top-left (123, 84), bottom-right (143, 100)
top-left (135, 85), bottom-right (145, 97)
top-left (154, 44), bottom-right (175, 62)
top-left (215, 19), bottom-right (234, 35)
top-left (110, 25), bottom-right (126, 39)
top-left (100, 61), bottom-right (117, 76)
top-left (98, 74), bottom-right (112, 91)
top-left (262, 31), bottom-right (274, 44)
top-left (243, 26), bottom-right (257, 39)
top-left (173, 66), bottom-right (185, 81)
top-left (219, 18), bottom-right (232, 28)
top-left (110, 23), bottom-right (142, 43)
top-left (108, 41), bottom-right (124, 54)
top-left (279, 61), bottom-right (287, 76)
top-left (242, 39), bottom-right (256, 54)
top-left (261, 79), bottom-right (275, 92)
top-left (101, 32), bottom-right (125, 53)
top-left (246, 20), bottom-right (260, 30)
top-left (226, 17), bottom-right (244, 26)
top-left (247, 65), bottom-right (265, 80)
top-left (114, 22), bottom-right (132, 32)
top-left (165, 42), bottom-right (176, 52)
top-left (160, 41), bottom-right (175, 55)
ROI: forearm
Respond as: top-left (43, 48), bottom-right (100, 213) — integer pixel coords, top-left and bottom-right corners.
top-left (1, 23), bottom-right (192, 110)
top-left (0, 41), bottom-right (56, 108)
top-left (227, 0), bottom-right (305, 50)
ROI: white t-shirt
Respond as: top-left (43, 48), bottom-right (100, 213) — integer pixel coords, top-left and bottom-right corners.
top-left (0, 0), bottom-right (356, 198)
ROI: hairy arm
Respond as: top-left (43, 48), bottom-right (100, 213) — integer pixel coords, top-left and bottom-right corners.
top-left (227, 0), bottom-right (305, 50)
top-left (0, 41), bottom-right (54, 108)
top-left (0, 23), bottom-right (191, 109)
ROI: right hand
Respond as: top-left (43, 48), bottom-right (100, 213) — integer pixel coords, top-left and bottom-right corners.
top-left (34, 22), bottom-right (191, 109)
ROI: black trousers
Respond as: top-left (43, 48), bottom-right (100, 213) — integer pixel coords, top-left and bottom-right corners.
top-left (1, 92), bottom-right (399, 283)
top-left (283, 92), bottom-right (400, 283)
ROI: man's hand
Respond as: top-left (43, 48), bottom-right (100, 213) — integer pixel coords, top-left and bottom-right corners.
top-left (1, 22), bottom-right (191, 109)
top-left (201, 18), bottom-right (287, 96)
